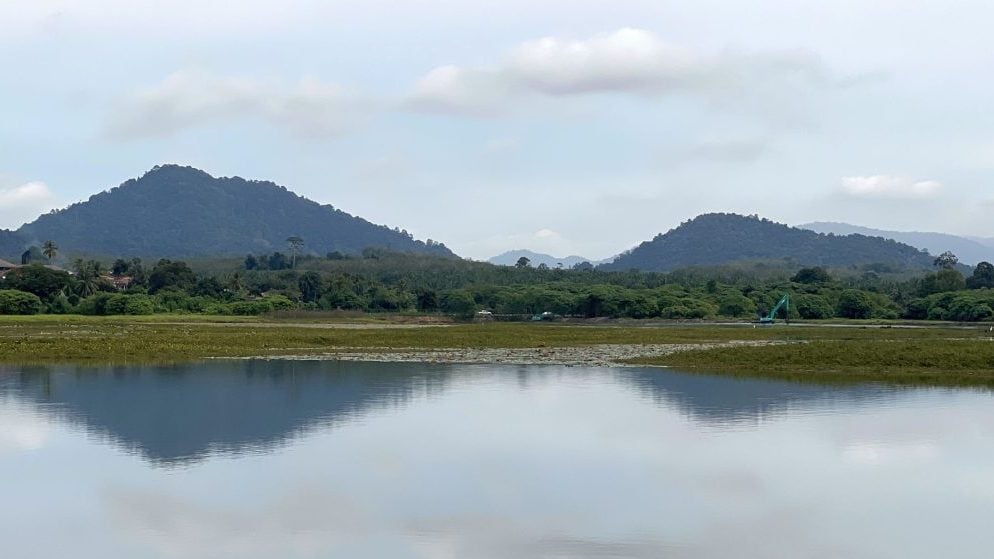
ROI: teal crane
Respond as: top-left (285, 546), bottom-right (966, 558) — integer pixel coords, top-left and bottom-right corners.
top-left (760, 293), bottom-right (790, 325)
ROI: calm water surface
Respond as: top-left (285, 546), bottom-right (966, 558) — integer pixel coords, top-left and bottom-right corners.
top-left (2, 361), bottom-right (993, 558)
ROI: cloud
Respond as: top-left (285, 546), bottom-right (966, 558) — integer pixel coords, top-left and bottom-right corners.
top-left (108, 68), bottom-right (368, 140)
top-left (840, 175), bottom-right (943, 199)
top-left (407, 65), bottom-right (514, 116)
top-left (0, 181), bottom-right (59, 229)
top-left (406, 28), bottom-right (836, 120)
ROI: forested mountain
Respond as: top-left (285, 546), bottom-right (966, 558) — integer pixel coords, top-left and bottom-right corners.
top-left (0, 230), bottom-right (26, 260)
top-left (16, 165), bottom-right (455, 259)
top-left (800, 222), bottom-right (994, 265)
top-left (488, 249), bottom-right (605, 268)
top-left (602, 213), bottom-right (936, 272)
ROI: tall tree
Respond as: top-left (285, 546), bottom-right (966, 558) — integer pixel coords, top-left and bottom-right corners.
top-left (934, 251), bottom-right (959, 270)
top-left (42, 240), bottom-right (58, 261)
top-left (967, 261), bottom-right (994, 289)
top-left (515, 256), bottom-right (531, 268)
top-left (286, 236), bottom-right (304, 268)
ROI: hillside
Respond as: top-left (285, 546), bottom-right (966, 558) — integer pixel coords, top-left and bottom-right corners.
top-left (800, 222), bottom-right (994, 265)
top-left (0, 230), bottom-right (26, 260)
top-left (488, 249), bottom-right (605, 268)
top-left (16, 165), bottom-right (455, 259)
top-left (601, 213), bottom-right (936, 272)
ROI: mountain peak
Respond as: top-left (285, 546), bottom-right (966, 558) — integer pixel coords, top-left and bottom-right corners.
top-left (603, 212), bottom-right (934, 272)
top-left (15, 168), bottom-right (456, 259)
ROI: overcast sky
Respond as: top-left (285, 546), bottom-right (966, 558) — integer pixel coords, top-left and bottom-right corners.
top-left (2, 1), bottom-right (992, 259)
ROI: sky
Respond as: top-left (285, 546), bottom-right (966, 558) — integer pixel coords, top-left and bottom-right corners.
top-left (1, 0), bottom-right (992, 260)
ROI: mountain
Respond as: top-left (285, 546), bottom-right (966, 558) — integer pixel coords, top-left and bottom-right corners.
top-left (601, 213), bottom-right (935, 272)
top-left (965, 236), bottom-right (994, 249)
top-left (488, 249), bottom-right (606, 268)
top-left (0, 230), bottom-right (26, 260)
top-left (801, 222), bottom-right (994, 265)
top-left (16, 165), bottom-right (455, 259)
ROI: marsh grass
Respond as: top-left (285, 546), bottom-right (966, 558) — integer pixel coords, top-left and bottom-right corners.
top-left (1, 316), bottom-right (991, 387)
top-left (629, 338), bottom-right (994, 387)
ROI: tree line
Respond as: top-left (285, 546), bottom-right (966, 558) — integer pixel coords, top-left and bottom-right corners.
top-left (2, 248), bottom-right (994, 321)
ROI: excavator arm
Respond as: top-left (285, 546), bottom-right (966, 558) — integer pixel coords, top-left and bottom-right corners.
top-left (760, 293), bottom-right (790, 324)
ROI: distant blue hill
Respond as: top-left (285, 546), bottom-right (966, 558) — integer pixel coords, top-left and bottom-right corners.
top-left (488, 249), bottom-right (608, 268)
top-left (800, 222), bottom-right (994, 266)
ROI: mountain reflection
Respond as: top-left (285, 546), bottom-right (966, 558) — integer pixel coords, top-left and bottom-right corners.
top-left (0, 361), bottom-right (914, 466)
top-left (1, 360), bottom-right (451, 466)
top-left (621, 368), bottom-right (903, 425)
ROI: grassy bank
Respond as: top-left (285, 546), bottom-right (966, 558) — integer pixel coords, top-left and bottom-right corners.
top-left (628, 338), bottom-right (994, 387)
top-left (1, 316), bottom-right (991, 387)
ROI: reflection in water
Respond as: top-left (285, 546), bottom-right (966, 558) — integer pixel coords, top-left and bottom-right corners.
top-left (2, 361), bottom-right (914, 466)
top-left (2, 361), bottom-right (451, 466)
top-left (2, 361), bottom-right (994, 559)
top-left (622, 368), bottom-right (907, 425)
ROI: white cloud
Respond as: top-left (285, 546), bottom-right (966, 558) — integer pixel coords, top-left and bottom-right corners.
top-left (108, 68), bottom-right (368, 140)
top-left (407, 65), bottom-right (513, 116)
top-left (840, 175), bottom-right (943, 199)
top-left (406, 28), bottom-right (835, 119)
top-left (0, 181), bottom-right (59, 229)
top-left (505, 28), bottom-right (700, 95)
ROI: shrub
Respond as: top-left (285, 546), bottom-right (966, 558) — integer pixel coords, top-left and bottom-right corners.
top-left (836, 289), bottom-right (875, 319)
top-left (794, 294), bottom-right (834, 319)
top-left (0, 289), bottom-right (43, 315)
top-left (718, 292), bottom-right (757, 317)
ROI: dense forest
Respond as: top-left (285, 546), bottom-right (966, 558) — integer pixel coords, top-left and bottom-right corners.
top-left (2, 249), bottom-right (993, 322)
top-left (15, 165), bottom-right (454, 258)
top-left (602, 213), bottom-right (937, 272)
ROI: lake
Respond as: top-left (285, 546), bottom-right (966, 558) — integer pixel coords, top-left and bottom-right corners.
top-left (2, 360), bottom-right (993, 558)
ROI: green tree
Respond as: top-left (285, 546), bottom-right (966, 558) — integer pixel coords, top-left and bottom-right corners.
top-left (1, 265), bottom-right (72, 301)
top-left (416, 288), bottom-right (439, 311)
top-left (967, 261), bottom-right (994, 289)
top-left (148, 259), bottom-right (196, 294)
top-left (112, 259), bottom-right (129, 275)
top-left (0, 289), bottom-right (43, 314)
top-left (836, 289), bottom-right (875, 319)
top-left (933, 251), bottom-right (959, 270)
top-left (42, 240), bottom-right (58, 261)
top-left (791, 266), bottom-right (831, 284)
top-left (298, 271), bottom-right (322, 303)
top-left (515, 256), bottom-right (531, 268)
top-left (268, 252), bottom-right (289, 270)
top-left (286, 236), bottom-right (304, 268)
top-left (72, 259), bottom-right (106, 297)
top-left (918, 269), bottom-right (966, 296)
top-left (794, 294), bottom-right (834, 319)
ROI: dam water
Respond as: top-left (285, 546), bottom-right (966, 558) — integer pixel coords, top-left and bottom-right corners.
top-left (2, 360), bottom-right (993, 558)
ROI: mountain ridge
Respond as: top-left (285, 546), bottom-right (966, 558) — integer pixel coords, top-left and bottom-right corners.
top-left (601, 213), bottom-right (936, 272)
top-left (800, 221), bottom-right (994, 265)
top-left (488, 249), bottom-right (608, 268)
top-left (14, 165), bottom-right (455, 259)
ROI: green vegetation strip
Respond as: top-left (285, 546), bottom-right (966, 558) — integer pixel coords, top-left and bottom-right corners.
top-left (1, 316), bottom-right (989, 388)
top-left (628, 339), bottom-right (994, 387)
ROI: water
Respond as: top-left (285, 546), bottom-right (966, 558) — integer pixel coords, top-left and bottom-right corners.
top-left (2, 361), bottom-right (993, 558)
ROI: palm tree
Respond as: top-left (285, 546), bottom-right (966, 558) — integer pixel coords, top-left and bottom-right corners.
top-left (286, 236), bottom-right (304, 268)
top-left (42, 240), bottom-right (58, 261)
top-left (72, 259), bottom-right (103, 297)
